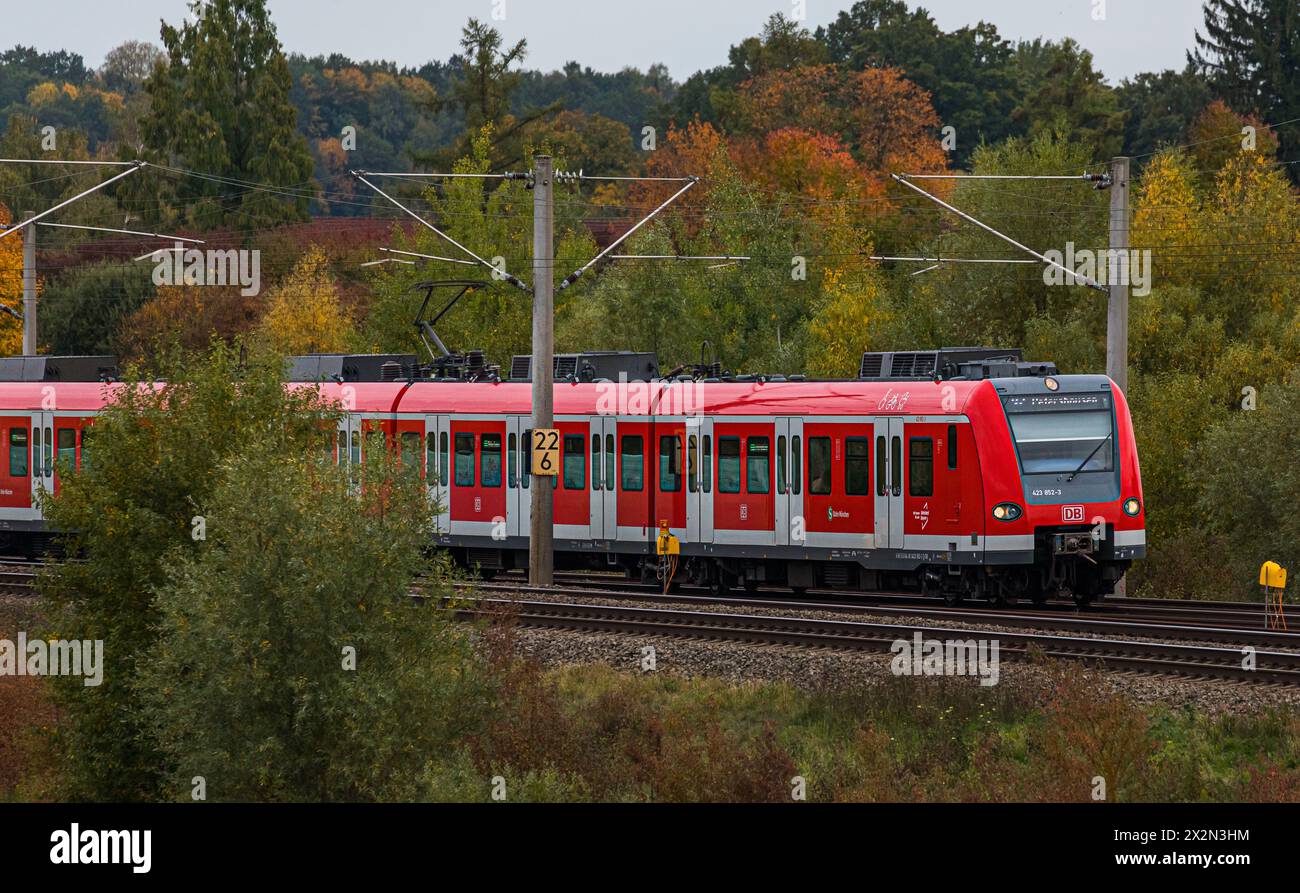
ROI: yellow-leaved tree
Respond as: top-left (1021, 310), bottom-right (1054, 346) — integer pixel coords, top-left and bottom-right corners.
top-left (805, 267), bottom-right (893, 378)
top-left (0, 203), bottom-right (26, 355)
top-left (256, 246), bottom-right (352, 355)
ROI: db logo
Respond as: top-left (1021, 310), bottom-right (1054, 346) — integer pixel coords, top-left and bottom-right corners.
top-left (1062, 505), bottom-right (1085, 523)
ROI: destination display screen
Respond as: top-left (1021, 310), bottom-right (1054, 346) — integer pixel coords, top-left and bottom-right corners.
top-left (1002, 392), bottom-right (1111, 414)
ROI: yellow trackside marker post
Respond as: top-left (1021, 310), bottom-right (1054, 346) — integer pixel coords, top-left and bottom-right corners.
top-left (1260, 561), bottom-right (1287, 631)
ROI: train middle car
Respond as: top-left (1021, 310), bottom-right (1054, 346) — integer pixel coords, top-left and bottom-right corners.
top-left (321, 354), bottom-right (1145, 606)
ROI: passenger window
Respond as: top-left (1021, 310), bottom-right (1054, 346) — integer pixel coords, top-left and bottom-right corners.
top-left (55, 428), bottom-right (75, 470)
top-left (563, 434), bottom-right (585, 490)
top-left (426, 433), bottom-right (436, 482)
top-left (808, 437), bottom-right (831, 495)
top-left (659, 435), bottom-right (681, 492)
top-left (454, 433), bottom-right (474, 486)
top-left (9, 428), bottom-right (26, 477)
top-left (592, 434), bottom-right (601, 490)
top-left (791, 435), bottom-right (801, 495)
top-left (846, 437), bottom-right (869, 495)
top-left (440, 431), bottom-right (449, 486)
top-left (481, 434), bottom-right (502, 487)
top-left (891, 437), bottom-right (902, 495)
top-left (909, 437), bottom-right (933, 497)
top-left (350, 430), bottom-right (361, 466)
top-left (688, 434), bottom-right (698, 493)
top-left (702, 435), bottom-right (712, 493)
top-left (400, 432), bottom-right (421, 472)
top-left (620, 435), bottom-right (643, 491)
top-left (508, 432), bottom-right (518, 488)
top-left (718, 437), bottom-right (741, 494)
top-left (947, 424), bottom-right (957, 470)
top-left (338, 430), bottom-right (347, 465)
top-left (747, 437), bottom-right (770, 494)
top-left (604, 434), bottom-right (614, 489)
top-left (777, 435), bottom-right (787, 494)
top-left (521, 430), bottom-right (530, 489)
top-left (876, 435), bottom-right (886, 496)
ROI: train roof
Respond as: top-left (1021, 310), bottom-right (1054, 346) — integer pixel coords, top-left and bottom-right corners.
top-left (0, 375), bottom-right (1119, 417)
top-left (309, 378), bottom-right (998, 416)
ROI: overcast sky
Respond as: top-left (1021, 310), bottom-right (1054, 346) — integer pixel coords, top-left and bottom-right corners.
top-left (8, 0), bottom-right (1206, 83)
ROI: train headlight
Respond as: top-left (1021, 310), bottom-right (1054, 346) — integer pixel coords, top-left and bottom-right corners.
top-left (992, 502), bottom-right (1022, 521)
top-left (1123, 497), bottom-right (1141, 516)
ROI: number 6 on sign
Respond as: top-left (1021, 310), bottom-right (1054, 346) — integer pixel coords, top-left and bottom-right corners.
top-left (532, 428), bottom-right (560, 476)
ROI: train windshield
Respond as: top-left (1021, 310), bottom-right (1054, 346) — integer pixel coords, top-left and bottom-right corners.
top-left (1003, 393), bottom-right (1115, 476)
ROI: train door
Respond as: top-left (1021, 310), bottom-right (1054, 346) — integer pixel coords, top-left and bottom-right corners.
top-left (506, 416), bottom-right (530, 539)
top-left (685, 416), bottom-right (713, 545)
top-left (774, 418), bottom-right (804, 546)
top-left (593, 416), bottom-right (617, 542)
top-left (426, 414), bottom-right (451, 532)
top-left (30, 412), bottom-right (53, 507)
top-left (337, 414), bottom-right (360, 479)
top-left (874, 417), bottom-right (905, 550)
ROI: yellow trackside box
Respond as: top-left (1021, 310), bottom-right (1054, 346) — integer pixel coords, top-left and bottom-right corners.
top-left (656, 522), bottom-right (680, 556)
top-left (1260, 561), bottom-right (1287, 589)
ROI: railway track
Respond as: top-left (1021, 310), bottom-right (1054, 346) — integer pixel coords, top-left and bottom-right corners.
top-left (468, 578), bottom-right (1300, 650)
top-left (9, 562), bottom-right (1298, 683)
top-left (447, 591), bottom-right (1300, 686)
top-left (492, 570), bottom-right (1297, 635)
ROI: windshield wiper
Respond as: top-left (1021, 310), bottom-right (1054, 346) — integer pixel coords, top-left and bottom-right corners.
top-left (1065, 432), bottom-right (1112, 482)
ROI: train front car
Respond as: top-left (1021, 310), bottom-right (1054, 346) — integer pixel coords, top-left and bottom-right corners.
top-left (970, 373), bottom-right (1145, 606)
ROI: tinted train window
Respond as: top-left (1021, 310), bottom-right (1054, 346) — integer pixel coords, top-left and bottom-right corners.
top-left (440, 432), bottom-right (449, 486)
top-left (481, 434), bottom-right (502, 487)
top-left (338, 430), bottom-right (346, 465)
top-left (876, 436), bottom-right (886, 496)
top-left (808, 437), bottom-right (831, 495)
top-left (717, 437), bottom-right (741, 494)
top-left (777, 435), bottom-right (787, 494)
top-left (454, 433), bottom-right (474, 486)
top-left (688, 434), bottom-right (698, 493)
top-left (659, 435), bottom-right (681, 492)
top-left (604, 434), bottom-right (614, 490)
top-left (909, 437), bottom-right (933, 497)
top-left (520, 431), bottom-right (529, 489)
top-left (591, 435), bottom-right (602, 490)
top-left (791, 435), bottom-right (801, 495)
top-left (845, 437), bottom-right (869, 495)
top-left (508, 433), bottom-right (518, 487)
top-left (80, 427), bottom-right (93, 471)
top-left (621, 435), bottom-right (643, 491)
top-left (400, 432), bottom-right (421, 472)
top-left (947, 424), bottom-right (958, 470)
top-left (9, 428), bottom-right (26, 477)
top-left (563, 434), bottom-right (585, 490)
top-left (747, 437), bottom-right (770, 494)
top-left (702, 435), bottom-right (712, 493)
top-left (426, 434), bottom-right (436, 481)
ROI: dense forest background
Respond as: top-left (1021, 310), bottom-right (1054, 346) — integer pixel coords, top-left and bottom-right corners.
top-left (2, 0), bottom-right (1300, 597)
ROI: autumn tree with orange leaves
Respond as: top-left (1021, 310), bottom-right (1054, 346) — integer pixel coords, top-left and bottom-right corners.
top-left (0, 204), bottom-right (27, 355)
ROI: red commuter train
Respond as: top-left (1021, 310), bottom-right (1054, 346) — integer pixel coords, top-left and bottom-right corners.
top-left (0, 348), bottom-right (1144, 606)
